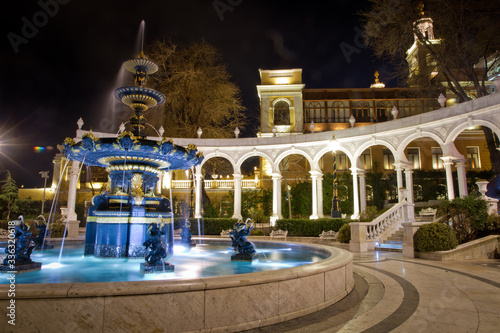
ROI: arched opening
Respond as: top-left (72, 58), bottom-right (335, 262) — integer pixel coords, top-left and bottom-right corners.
top-left (274, 101), bottom-right (290, 125)
top-left (200, 157), bottom-right (234, 218)
top-left (278, 153), bottom-right (310, 218)
top-left (240, 156), bottom-right (272, 224)
top-left (319, 151), bottom-right (353, 216)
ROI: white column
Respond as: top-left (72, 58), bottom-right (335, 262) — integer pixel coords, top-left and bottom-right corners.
top-left (442, 157), bottom-right (455, 200)
top-left (395, 167), bottom-right (404, 202)
top-left (455, 159), bottom-right (468, 198)
top-left (66, 160), bottom-right (80, 238)
top-left (404, 167), bottom-right (414, 204)
top-left (309, 171), bottom-right (319, 219)
top-left (404, 167), bottom-right (415, 222)
top-left (194, 168), bottom-right (203, 218)
top-left (350, 168), bottom-right (360, 219)
top-left (358, 170), bottom-right (367, 213)
top-left (317, 173), bottom-right (324, 218)
top-left (67, 161), bottom-right (80, 221)
top-left (271, 173), bottom-right (283, 225)
top-left (232, 173), bottom-right (243, 219)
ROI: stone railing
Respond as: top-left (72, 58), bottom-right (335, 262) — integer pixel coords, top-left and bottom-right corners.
top-left (171, 180), bottom-right (258, 189)
top-left (350, 199), bottom-right (409, 252)
top-left (171, 180), bottom-right (192, 189)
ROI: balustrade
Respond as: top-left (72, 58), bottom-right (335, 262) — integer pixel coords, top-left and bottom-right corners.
top-left (170, 179), bottom-right (258, 189)
top-left (350, 201), bottom-right (407, 252)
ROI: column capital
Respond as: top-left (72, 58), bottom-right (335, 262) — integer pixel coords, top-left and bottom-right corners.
top-left (440, 156), bottom-right (455, 165)
top-left (309, 170), bottom-right (323, 177)
top-left (271, 173), bottom-right (283, 180)
top-left (232, 173), bottom-right (243, 180)
top-left (453, 158), bottom-right (467, 167)
top-left (394, 160), bottom-right (413, 171)
top-left (349, 167), bottom-right (362, 175)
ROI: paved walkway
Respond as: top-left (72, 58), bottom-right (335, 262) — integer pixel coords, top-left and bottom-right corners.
top-left (245, 252), bottom-right (500, 333)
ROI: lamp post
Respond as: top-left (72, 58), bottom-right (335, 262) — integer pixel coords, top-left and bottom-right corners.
top-left (329, 137), bottom-right (342, 218)
top-left (39, 171), bottom-right (50, 215)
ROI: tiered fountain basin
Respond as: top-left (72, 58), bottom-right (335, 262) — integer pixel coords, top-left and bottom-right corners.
top-left (0, 240), bottom-right (353, 332)
top-left (63, 132), bottom-right (203, 259)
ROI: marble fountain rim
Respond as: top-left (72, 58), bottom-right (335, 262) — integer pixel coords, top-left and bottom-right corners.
top-left (0, 239), bottom-right (353, 299)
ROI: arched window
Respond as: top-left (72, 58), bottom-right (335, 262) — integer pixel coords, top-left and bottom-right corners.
top-left (274, 101), bottom-right (290, 125)
top-left (305, 101), bottom-right (323, 123)
top-left (352, 101), bottom-right (371, 122)
top-left (375, 101), bottom-right (393, 122)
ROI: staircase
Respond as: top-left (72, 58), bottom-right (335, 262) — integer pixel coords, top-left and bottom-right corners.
top-left (375, 228), bottom-right (403, 252)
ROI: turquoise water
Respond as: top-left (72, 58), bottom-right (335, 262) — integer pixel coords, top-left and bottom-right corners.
top-left (0, 241), bottom-right (327, 284)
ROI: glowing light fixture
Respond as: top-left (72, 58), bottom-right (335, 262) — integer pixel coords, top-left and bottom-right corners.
top-left (276, 77), bottom-right (289, 84)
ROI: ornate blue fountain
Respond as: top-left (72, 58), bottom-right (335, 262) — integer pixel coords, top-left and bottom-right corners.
top-left (63, 50), bottom-right (203, 258)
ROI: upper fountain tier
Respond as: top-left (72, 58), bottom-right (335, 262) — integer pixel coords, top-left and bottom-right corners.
top-left (64, 47), bottom-right (203, 172)
top-left (114, 51), bottom-right (165, 137)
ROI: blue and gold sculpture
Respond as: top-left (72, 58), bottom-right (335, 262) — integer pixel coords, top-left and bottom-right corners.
top-left (0, 216), bottom-right (45, 273)
top-left (229, 218), bottom-right (257, 261)
top-left (140, 222), bottom-right (174, 273)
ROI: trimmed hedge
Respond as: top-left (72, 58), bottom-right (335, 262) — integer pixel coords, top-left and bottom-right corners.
top-left (0, 219), bottom-right (67, 238)
top-left (173, 218), bottom-right (238, 235)
top-left (275, 218), bottom-right (350, 237)
top-left (337, 223), bottom-right (351, 243)
top-left (414, 222), bottom-right (458, 252)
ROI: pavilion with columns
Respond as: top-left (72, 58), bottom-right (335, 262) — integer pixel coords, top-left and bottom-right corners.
top-left (57, 85), bottom-right (500, 238)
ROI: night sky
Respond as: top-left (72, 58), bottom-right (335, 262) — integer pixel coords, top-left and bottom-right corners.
top-left (0, 0), bottom-right (393, 188)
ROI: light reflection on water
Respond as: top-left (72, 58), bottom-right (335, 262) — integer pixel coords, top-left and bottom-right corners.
top-left (0, 242), bottom-right (327, 284)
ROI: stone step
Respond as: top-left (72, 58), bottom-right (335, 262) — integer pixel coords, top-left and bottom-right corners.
top-left (384, 240), bottom-right (403, 244)
top-left (375, 243), bottom-right (402, 252)
top-left (387, 237), bottom-right (404, 242)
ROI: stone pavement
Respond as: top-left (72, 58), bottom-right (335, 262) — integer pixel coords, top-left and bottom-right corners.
top-left (245, 251), bottom-right (500, 333)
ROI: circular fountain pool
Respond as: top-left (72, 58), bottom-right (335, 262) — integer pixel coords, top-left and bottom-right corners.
top-left (0, 239), bottom-right (353, 332)
top-left (0, 240), bottom-right (328, 284)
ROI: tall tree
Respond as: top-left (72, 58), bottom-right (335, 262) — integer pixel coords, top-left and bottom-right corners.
top-left (145, 40), bottom-right (246, 138)
top-left (361, 0), bottom-right (500, 173)
top-left (0, 170), bottom-right (19, 220)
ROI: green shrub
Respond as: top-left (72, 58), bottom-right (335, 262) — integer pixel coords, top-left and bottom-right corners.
top-left (477, 215), bottom-right (500, 238)
top-left (252, 229), bottom-right (264, 236)
top-left (48, 223), bottom-right (68, 238)
top-left (438, 196), bottom-right (489, 244)
top-left (414, 222), bottom-right (458, 252)
top-left (275, 218), bottom-right (350, 237)
top-left (0, 219), bottom-right (67, 238)
top-left (337, 223), bottom-right (351, 243)
top-left (359, 206), bottom-right (378, 222)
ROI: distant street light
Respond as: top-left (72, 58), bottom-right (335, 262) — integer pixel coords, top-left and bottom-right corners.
top-left (39, 171), bottom-right (50, 215)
